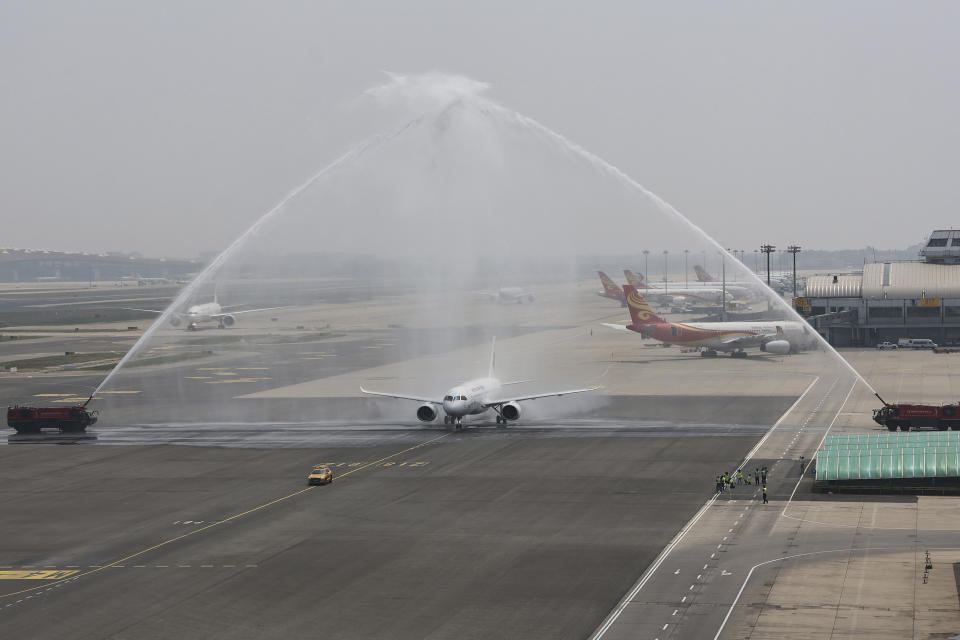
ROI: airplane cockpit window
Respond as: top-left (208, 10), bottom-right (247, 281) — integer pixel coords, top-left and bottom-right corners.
top-left (444, 395), bottom-right (453, 401)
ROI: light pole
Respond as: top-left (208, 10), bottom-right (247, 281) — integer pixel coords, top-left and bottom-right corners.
top-left (787, 245), bottom-right (801, 299)
top-left (754, 249), bottom-right (759, 273)
top-left (760, 244), bottom-right (776, 286)
top-left (642, 250), bottom-right (650, 283)
top-left (721, 250), bottom-right (729, 321)
top-left (684, 249), bottom-right (689, 288)
top-left (662, 250), bottom-right (669, 293)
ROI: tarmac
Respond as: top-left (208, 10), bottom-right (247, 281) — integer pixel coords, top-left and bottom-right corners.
top-left (1, 281), bottom-right (957, 638)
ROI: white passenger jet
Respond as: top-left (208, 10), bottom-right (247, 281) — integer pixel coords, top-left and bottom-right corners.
top-left (127, 295), bottom-right (284, 330)
top-left (479, 286), bottom-right (536, 304)
top-left (623, 270), bottom-right (732, 305)
top-left (361, 337), bottom-right (596, 429)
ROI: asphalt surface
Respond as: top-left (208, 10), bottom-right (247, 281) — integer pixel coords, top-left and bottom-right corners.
top-left (0, 282), bottom-right (818, 639)
top-left (0, 425), bottom-right (781, 639)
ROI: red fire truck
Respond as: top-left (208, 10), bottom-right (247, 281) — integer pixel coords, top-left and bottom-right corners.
top-left (7, 405), bottom-right (98, 434)
top-left (872, 403), bottom-right (960, 432)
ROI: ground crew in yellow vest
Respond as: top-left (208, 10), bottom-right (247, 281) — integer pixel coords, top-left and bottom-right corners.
top-left (762, 486), bottom-right (768, 504)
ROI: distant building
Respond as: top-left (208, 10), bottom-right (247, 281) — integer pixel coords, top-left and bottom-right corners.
top-left (799, 230), bottom-right (960, 346)
top-left (0, 248), bottom-right (200, 283)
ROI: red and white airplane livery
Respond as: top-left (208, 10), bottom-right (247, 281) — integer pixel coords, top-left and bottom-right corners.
top-left (596, 271), bottom-right (627, 305)
top-left (603, 285), bottom-right (810, 357)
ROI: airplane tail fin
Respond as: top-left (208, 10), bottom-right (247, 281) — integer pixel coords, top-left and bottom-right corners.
top-left (624, 285), bottom-right (664, 326)
top-left (623, 269), bottom-right (644, 289)
top-left (598, 271), bottom-right (621, 295)
top-left (488, 336), bottom-right (496, 378)
top-left (634, 270), bottom-right (658, 289)
top-left (694, 265), bottom-right (715, 282)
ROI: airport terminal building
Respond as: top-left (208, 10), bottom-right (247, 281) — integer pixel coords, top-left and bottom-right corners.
top-left (0, 248), bottom-right (198, 282)
top-left (800, 230), bottom-right (960, 347)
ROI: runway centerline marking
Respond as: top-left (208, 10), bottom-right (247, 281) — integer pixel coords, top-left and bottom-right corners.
top-left (0, 432), bottom-right (450, 601)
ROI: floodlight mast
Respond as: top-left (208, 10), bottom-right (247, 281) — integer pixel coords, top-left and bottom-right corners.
top-left (787, 245), bottom-right (801, 298)
top-left (760, 244), bottom-right (776, 286)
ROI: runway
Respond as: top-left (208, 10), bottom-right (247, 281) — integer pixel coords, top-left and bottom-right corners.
top-left (0, 421), bottom-right (777, 639)
top-left (4, 281), bottom-right (933, 638)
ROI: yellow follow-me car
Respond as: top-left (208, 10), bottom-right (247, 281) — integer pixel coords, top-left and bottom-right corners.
top-left (308, 465), bottom-right (333, 486)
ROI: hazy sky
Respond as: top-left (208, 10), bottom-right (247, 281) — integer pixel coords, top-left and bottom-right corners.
top-left (1, 1), bottom-right (957, 257)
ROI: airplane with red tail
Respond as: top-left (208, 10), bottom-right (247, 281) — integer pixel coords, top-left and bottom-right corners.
top-left (693, 265), bottom-right (715, 282)
top-left (602, 285), bottom-right (810, 357)
top-left (597, 271), bottom-right (627, 305)
top-left (621, 269), bottom-right (731, 305)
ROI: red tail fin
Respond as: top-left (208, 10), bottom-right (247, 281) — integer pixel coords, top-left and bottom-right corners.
top-left (598, 271), bottom-right (621, 295)
top-left (624, 285), bottom-right (664, 326)
top-left (694, 265), bottom-right (715, 282)
top-left (623, 269), bottom-right (643, 289)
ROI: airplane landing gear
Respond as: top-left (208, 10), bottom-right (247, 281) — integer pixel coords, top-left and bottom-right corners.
top-left (701, 349), bottom-right (718, 357)
top-left (731, 350), bottom-right (748, 358)
top-left (495, 416), bottom-right (507, 428)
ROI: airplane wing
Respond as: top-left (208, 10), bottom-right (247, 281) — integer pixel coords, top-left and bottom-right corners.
top-left (122, 308), bottom-right (165, 314)
top-left (716, 335), bottom-right (765, 349)
top-left (601, 322), bottom-right (631, 332)
top-left (484, 386), bottom-right (599, 406)
top-left (359, 386), bottom-right (443, 404)
top-left (211, 306), bottom-right (288, 318)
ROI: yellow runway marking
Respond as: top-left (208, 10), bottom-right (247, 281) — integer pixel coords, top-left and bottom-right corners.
top-left (235, 367), bottom-right (270, 371)
top-left (0, 433), bottom-right (449, 599)
top-left (196, 367), bottom-right (230, 371)
top-left (204, 378), bottom-right (271, 384)
top-left (33, 393), bottom-right (74, 397)
top-left (0, 570), bottom-right (78, 580)
top-left (184, 376), bottom-right (211, 380)
top-left (212, 372), bottom-right (238, 376)
top-left (96, 390), bottom-right (141, 395)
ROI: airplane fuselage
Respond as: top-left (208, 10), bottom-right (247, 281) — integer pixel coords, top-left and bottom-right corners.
top-left (629, 320), bottom-right (804, 351)
top-left (184, 302), bottom-right (223, 324)
top-left (638, 286), bottom-right (731, 304)
top-left (442, 376), bottom-right (500, 418)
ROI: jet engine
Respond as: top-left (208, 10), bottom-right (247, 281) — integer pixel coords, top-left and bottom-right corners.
top-left (761, 339), bottom-right (791, 355)
top-left (500, 402), bottom-right (522, 421)
top-left (416, 403), bottom-right (438, 422)
top-left (220, 315), bottom-right (236, 327)
top-left (169, 315), bottom-right (182, 327)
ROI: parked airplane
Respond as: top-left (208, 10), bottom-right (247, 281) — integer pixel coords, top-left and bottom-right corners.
top-left (682, 266), bottom-right (755, 299)
top-left (127, 295), bottom-right (284, 330)
top-left (597, 271), bottom-right (626, 305)
top-left (696, 264), bottom-right (791, 294)
top-left (120, 274), bottom-right (171, 286)
top-left (603, 285), bottom-right (810, 357)
top-left (361, 337), bottom-right (596, 429)
top-left (623, 270), bottom-right (731, 305)
top-left (480, 286), bottom-right (536, 304)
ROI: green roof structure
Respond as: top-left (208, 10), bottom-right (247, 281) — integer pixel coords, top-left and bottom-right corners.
top-left (814, 432), bottom-right (960, 492)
